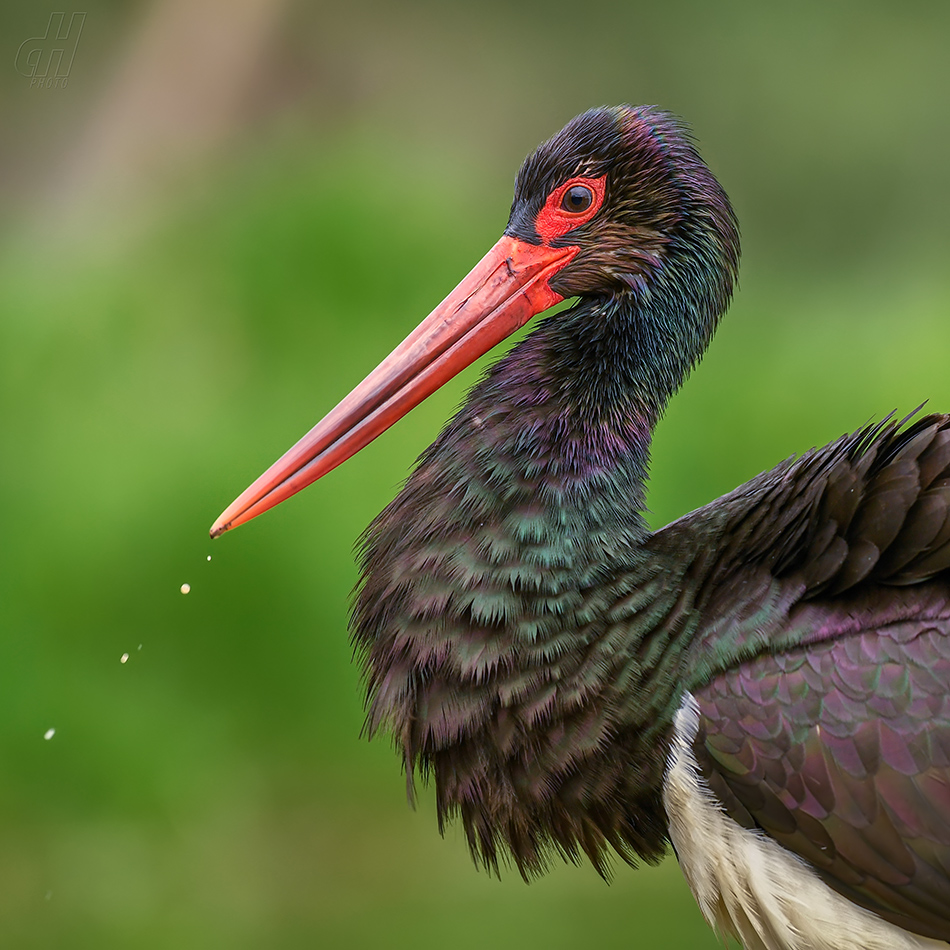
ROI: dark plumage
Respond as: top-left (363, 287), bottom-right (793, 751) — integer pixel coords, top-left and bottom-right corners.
top-left (213, 106), bottom-right (950, 949)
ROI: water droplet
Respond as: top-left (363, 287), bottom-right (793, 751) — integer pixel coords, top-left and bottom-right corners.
top-left (206, 555), bottom-right (212, 562)
top-left (44, 728), bottom-right (55, 740)
top-left (180, 583), bottom-right (191, 595)
top-left (120, 653), bottom-right (129, 664)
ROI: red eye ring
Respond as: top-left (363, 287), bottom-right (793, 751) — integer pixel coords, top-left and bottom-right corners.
top-left (535, 175), bottom-right (606, 244)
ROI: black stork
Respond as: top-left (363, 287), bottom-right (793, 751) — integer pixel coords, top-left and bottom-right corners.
top-left (211, 106), bottom-right (950, 950)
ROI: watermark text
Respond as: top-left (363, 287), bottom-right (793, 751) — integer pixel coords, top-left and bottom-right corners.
top-left (16, 13), bottom-right (86, 87)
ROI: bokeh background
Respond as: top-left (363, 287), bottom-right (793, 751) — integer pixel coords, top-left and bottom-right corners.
top-left (2, 1), bottom-right (949, 947)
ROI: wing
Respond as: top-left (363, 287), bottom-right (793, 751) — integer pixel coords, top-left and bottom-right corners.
top-left (646, 415), bottom-right (950, 941)
top-left (693, 602), bottom-right (950, 942)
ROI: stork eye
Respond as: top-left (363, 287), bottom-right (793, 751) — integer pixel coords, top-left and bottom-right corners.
top-left (561, 185), bottom-right (594, 213)
top-left (534, 175), bottom-right (605, 242)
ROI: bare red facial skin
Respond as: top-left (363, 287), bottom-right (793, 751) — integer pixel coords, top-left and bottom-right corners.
top-left (533, 175), bottom-right (607, 244)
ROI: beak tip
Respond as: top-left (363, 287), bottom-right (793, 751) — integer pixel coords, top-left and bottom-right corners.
top-left (209, 516), bottom-right (230, 539)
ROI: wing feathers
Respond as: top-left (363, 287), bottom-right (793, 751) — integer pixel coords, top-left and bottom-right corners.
top-left (653, 414), bottom-right (950, 606)
top-left (694, 620), bottom-right (950, 941)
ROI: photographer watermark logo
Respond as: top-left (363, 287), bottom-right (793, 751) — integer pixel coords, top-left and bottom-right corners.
top-left (16, 13), bottom-right (85, 88)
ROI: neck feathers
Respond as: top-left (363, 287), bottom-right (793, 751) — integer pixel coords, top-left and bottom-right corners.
top-left (349, 253), bottom-right (737, 873)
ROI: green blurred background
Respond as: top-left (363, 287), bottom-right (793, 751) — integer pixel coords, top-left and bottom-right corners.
top-left (2, 1), bottom-right (949, 947)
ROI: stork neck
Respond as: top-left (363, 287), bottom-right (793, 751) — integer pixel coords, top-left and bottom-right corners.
top-left (450, 293), bottom-right (688, 574)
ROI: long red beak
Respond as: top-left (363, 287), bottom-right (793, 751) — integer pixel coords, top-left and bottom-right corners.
top-left (210, 235), bottom-right (578, 537)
